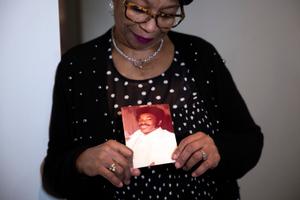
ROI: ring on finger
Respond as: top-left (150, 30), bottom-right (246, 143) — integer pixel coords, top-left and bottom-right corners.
top-left (200, 150), bottom-right (208, 161)
top-left (108, 162), bottom-right (116, 172)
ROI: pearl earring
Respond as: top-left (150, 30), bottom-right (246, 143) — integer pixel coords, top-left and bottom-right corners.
top-left (109, 0), bottom-right (114, 10)
top-left (109, 0), bottom-right (114, 15)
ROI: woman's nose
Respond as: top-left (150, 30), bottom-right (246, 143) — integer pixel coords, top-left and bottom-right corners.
top-left (139, 17), bottom-right (159, 33)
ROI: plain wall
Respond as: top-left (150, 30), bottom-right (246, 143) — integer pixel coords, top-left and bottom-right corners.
top-left (0, 1), bottom-right (60, 199)
top-left (79, 0), bottom-right (300, 200)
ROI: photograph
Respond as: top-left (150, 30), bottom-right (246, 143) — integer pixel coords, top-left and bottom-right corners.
top-left (121, 104), bottom-right (177, 168)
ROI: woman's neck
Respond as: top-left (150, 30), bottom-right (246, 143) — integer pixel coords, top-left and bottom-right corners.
top-left (111, 34), bottom-right (175, 80)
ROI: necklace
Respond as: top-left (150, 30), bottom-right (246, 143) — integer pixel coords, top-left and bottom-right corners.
top-left (111, 30), bottom-right (164, 69)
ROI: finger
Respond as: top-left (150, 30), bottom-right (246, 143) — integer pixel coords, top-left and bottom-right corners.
top-left (191, 153), bottom-right (220, 177)
top-left (130, 168), bottom-right (141, 176)
top-left (191, 160), bottom-right (211, 177)
top-left (109, 152), bottom-right (132, 183)
top-left (98, 166), bottom-right (123, 188)
top-left (172, 132), bottom-right (204, 160)
top-left (109, 140), bottom-right (133, 160)
top-left (182, 149), bottom-right (205, 171)
top-left (106, 141), bottom-right (134, 183)
top-left (175, 139), bottom-right (205, 169)
top-left (108, 161), bottom-right (127, 182)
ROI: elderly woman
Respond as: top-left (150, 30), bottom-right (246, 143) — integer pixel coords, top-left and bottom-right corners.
top-left (43, 0), bottom-right (263, 199)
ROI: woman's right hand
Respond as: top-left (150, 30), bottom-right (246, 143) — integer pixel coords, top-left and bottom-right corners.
top-left (76, 140), bottom-right (140, 187)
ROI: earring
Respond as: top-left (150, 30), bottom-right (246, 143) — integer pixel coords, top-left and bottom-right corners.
top-left (109, 0), bottom-right (114, 15)
top-left (109, 0), bottom-right (114, 10)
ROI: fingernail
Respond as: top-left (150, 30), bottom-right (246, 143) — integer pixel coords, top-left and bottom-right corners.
top-left (118, 182), bottom-right (123, 188)
top-left (172, 154), bottom-right (178, 160)
top-left (192, 173), bottom-right (197, 177)
top-left (124, 180), bottom-right (130, 185)
top-left (175, 162), bottom-right (181, 168)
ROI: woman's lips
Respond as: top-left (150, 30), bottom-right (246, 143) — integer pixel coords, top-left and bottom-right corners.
top-left (133, 33), bottom-right (154, 44)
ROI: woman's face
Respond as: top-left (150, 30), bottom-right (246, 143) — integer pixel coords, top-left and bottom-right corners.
top-left (113, 0), bottom-right (180, 50)
top-left (137, 113), bottom-right (159, 134)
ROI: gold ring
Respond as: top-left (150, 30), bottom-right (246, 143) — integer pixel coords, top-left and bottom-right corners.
top-left (108, 163), bottom-right (116, 172)
top-left (201, 150), bottom-right (208, 161)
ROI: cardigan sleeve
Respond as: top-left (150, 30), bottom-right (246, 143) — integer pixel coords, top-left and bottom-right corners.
top-left (207, 48), bottom-right (264, 180)
top-left (42, 59), bottom-right (91, 198)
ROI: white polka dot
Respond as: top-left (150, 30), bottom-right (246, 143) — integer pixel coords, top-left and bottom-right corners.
top-left (163, 80), bottom-right (168, 84)
top-left (147, 102), bottom-right (152, 105)
top-left (148, 79), bottom-right (153, 84)
top-left (110, 93), bottom-right (115, 98)
top-left (180, 62), bottom-right (186, 66)
top-left (141, 91), bottom-right (147, 96)
top-left (114, 77), bottom-right (119, 82)
top-left (180, 97), bottom-right (185, 102)
top-left (114, 104), bottom-right (118, 108)
top-left (169, 89), bottom-right (175, 93)
top-left (173, 105), bottom-right (178, 109)
top-left (175, 73), bottom-right (180, 77)
top-left (151, 87), bottom-right (156, 91)
top-left (156, 96), bottom-right (161, 100)
top-left (138, 84), bottom-right (143, 88)
top-left (137, 100), bottom-right (142, 104)
top-left (106, 71), bottom-right (111, 75)
top-left (124, 81), bottom-right (128, 86)
top-left (124, 95), bottom-right (129, 99)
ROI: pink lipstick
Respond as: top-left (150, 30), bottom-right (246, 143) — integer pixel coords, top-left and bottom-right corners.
top-left (133, 33), bottom-right (153, 44)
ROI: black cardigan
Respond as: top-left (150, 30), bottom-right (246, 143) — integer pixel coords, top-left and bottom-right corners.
top-left (43, 29), bottom-right (263, 199)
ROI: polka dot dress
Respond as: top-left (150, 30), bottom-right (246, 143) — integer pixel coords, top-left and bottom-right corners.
top-left (105, 40), bottom-right (221, 200)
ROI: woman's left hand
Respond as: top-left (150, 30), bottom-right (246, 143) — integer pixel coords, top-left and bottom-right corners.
top-left (172, 131), bottom-right (220, 177)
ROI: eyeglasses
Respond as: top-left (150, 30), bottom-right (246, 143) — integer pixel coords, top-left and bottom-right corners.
top-left (123, 0), bottom-right (185, 29)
